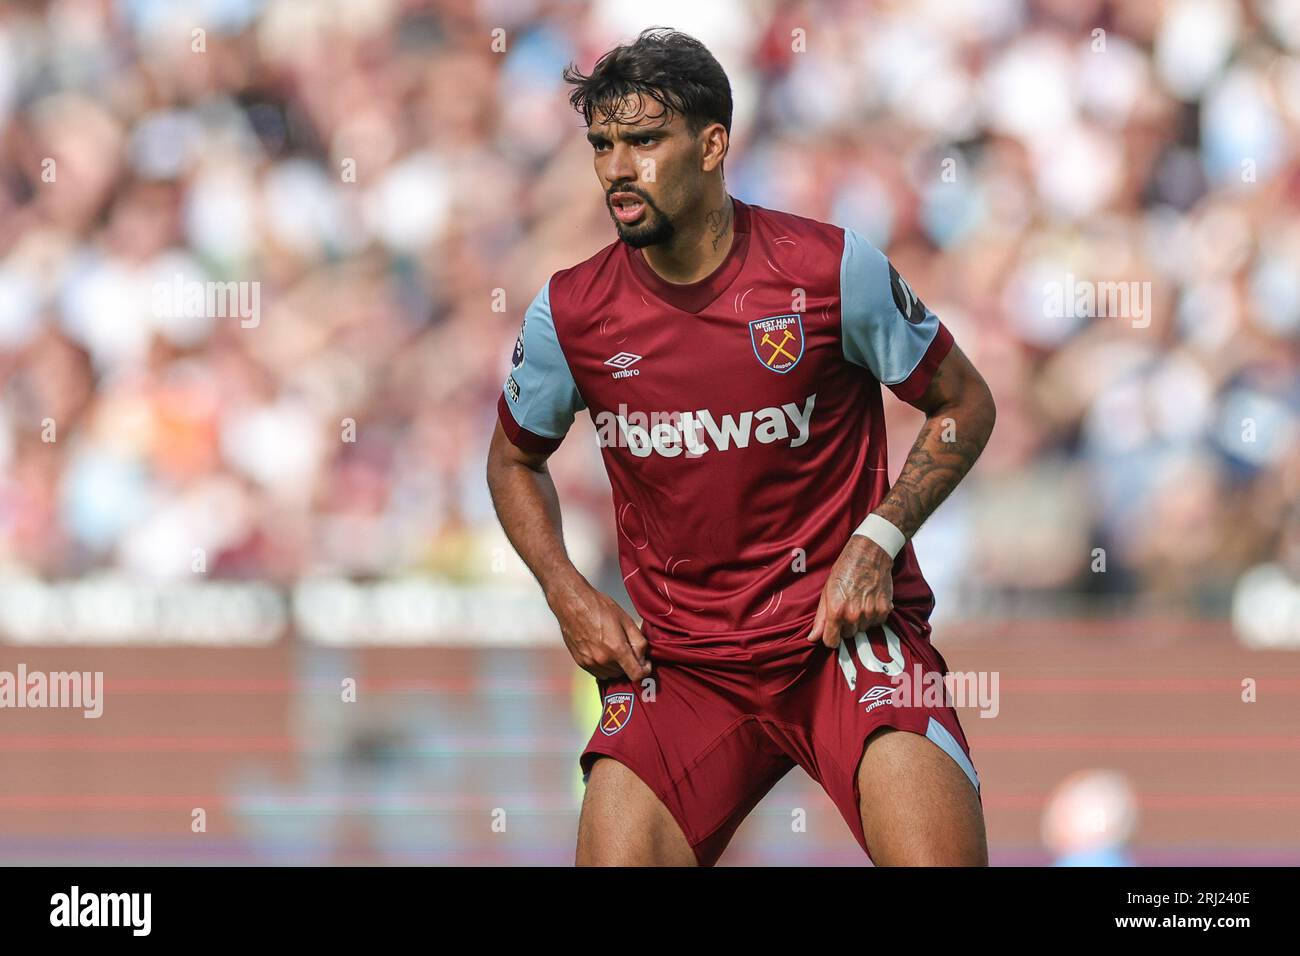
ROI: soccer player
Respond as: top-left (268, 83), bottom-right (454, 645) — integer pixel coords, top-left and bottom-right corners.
top-left (486, 28), bottom-right (996, 866)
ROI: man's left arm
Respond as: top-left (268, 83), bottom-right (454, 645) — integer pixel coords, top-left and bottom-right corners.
top-left (807, 345), bottom-right (996, 648)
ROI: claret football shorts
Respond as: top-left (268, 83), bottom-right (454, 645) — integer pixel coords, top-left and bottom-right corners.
top-left (579, 613), bottom-right (980, 866)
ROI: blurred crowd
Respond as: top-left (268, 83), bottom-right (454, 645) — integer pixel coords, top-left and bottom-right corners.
top-left (0, 0), bottom-right (1297, 630)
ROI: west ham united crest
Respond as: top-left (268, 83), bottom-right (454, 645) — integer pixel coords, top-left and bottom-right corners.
top-left (600, 692), bottom-right (635, 736)
top-left (749, 314), bottom-right (805, 374)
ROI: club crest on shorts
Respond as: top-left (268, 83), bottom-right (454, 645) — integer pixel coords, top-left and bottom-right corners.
top-left (600, 692), bottom-right (635, 736)
top-left (749, 314), bottom-right (804, 374)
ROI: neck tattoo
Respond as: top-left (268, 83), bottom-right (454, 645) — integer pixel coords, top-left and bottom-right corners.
top-left (707, 200), bottom-right (733, 253)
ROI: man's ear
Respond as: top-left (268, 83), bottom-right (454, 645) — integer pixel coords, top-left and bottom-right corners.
top-left (701, 123), bottom-right (728, 173)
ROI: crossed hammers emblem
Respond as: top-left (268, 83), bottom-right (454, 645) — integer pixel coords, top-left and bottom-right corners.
top-left (602, 701), bottom-right (628, 731)
top-left (761, 328), bottom-right (797, 366)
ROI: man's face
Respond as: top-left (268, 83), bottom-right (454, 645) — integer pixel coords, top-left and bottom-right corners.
top-left (586, 96), bottom-right (701, 249)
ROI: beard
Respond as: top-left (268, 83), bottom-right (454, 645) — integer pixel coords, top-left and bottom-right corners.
top-left (610, 194), bottom-right (676, 248)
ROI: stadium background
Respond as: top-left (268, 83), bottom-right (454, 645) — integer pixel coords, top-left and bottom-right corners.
top-left (1, 0), bottom-right (1298, 864)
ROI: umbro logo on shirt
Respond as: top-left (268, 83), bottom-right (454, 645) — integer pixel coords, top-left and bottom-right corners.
top-left (604, 351), bottom-right (643, 379)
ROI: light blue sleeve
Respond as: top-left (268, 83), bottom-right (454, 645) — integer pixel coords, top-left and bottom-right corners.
top-left (500, 280), bottom-right (585, 443)
top-left (839, 228), bottom-right (944, 387)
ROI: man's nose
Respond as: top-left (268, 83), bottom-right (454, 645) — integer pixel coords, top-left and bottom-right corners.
top-left (605, 143), bottom-right (639, 184)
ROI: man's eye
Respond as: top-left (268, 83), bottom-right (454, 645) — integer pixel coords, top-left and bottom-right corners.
top-left (635, 137), bottom-right (655, 147)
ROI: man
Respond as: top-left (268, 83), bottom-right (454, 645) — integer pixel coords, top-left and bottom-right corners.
top-left (486, 27), bottom-right (996, 866)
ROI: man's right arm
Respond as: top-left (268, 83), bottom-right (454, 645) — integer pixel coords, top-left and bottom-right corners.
top-left (486, 281), bottom-right (650, 682)
top-left (486, 424), bottom-right (650, 682)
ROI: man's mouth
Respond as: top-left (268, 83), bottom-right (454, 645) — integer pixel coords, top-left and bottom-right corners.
top-left (610, 192), bottom-right (647, 224)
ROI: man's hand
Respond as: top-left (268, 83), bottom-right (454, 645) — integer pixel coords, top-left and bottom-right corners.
top-left (807, 535), bottom-right (895, 648)
top-left (548, 582), bottom-right (652, 681)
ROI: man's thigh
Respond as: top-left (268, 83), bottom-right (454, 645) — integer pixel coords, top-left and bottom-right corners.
top-left (857, 726), bottom-right (988, 866)
top-left (576, 756), bottom-right (697, 866)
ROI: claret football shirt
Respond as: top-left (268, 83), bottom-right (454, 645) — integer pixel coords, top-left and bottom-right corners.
top-left (497, 197), bottom-right (954, 643)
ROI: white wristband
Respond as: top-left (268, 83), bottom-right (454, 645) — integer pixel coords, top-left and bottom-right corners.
top-left (853, 513), bottom-right (906, 559)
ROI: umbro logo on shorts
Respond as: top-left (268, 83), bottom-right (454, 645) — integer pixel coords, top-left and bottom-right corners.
top-left (600, 692), bottom-right (635, 735)
top-left (859, 685), bottom-right (896, 714)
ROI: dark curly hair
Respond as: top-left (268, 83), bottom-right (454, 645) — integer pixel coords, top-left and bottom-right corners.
top-left (562, 27), bottom-right (733, 139)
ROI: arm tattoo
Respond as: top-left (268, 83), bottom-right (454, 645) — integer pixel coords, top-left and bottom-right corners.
top-left (873, 364), bottom-right (994, 539)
